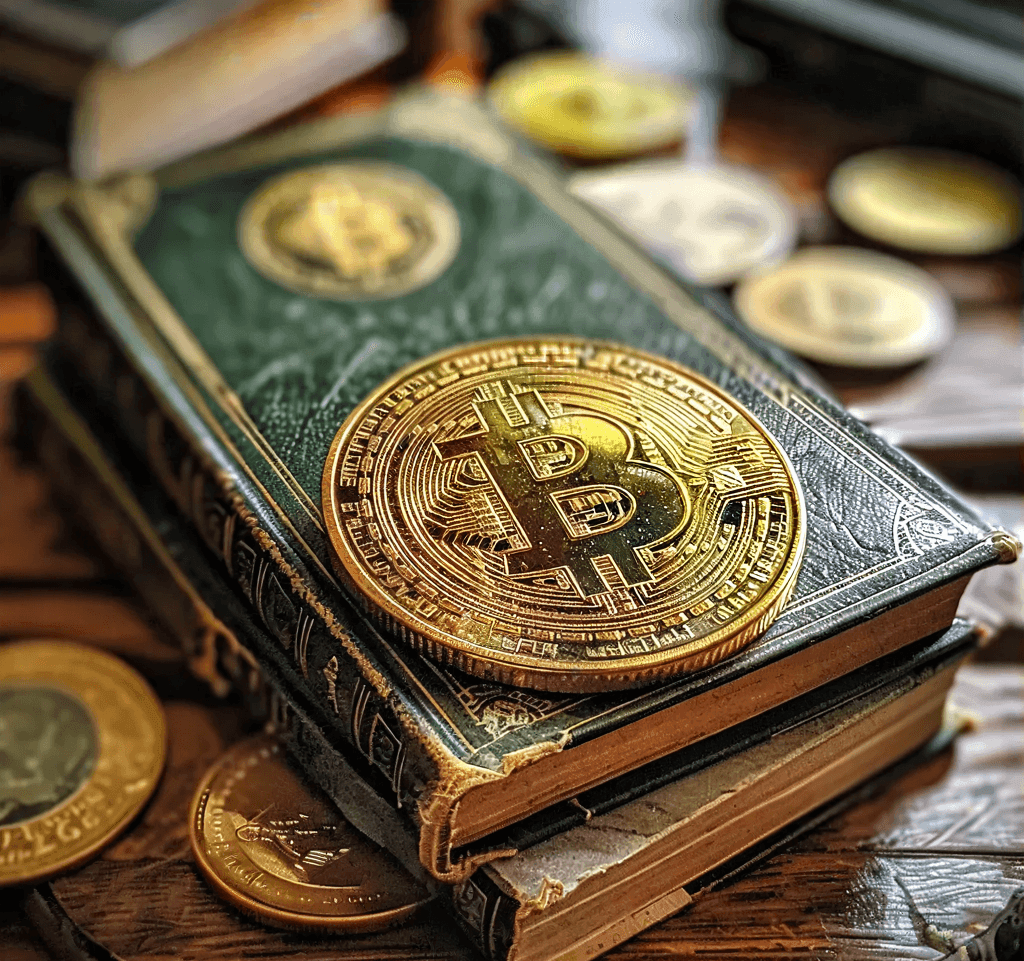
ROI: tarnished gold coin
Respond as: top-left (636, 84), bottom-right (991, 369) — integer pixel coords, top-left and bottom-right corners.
top-left (488, 51), bottom-right (693, 160)
top-left (734, 247), bottom-right (955, 368)
top-left (0, 640), bottom-right (165, 887)
top-left (323, 338), bottom-right (804, 692)
top-left (239, 162), bottom-right (461, 300)
top-left (190, 735), bottom-right (431, 932)
top-left (829, 147), bottom-right (1023, 255)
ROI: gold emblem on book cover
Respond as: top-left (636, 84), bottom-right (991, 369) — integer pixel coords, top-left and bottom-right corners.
top-left (239, 162), bottom-right (460, 300)
top-left (0, 640), bottom-right (165, 887)
top-left (190, 736), bottom-right (431, 931)
top-left (323, 339), bottom-right (804, 692)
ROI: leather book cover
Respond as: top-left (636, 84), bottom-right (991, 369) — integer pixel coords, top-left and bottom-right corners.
top-left (16, 363), bottom-right (976, 961)
top-left (26, 89), bottom-right (1016, 881)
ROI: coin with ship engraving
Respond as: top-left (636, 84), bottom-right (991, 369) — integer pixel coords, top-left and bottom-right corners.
top-left (829, 147), bottom-right (1023, 255)
top-left (0, 640), bottom-right (165, 887)
top-left (489, 51), bottom-right (693, 160)
top-left (734, 247), bottom-right (955, 367)
top-left (238, 162), bottom-right (461, 300)
top-left (190, 735), bottom-right (431, 931)
top-left (570, 161), bottom-right (798, 286)
top-left (323, 338), bottom-right (805, 692)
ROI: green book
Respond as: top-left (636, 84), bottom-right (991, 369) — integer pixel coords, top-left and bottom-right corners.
top-left (17, 362), bottom-right (974, 961)
top-left (26, 89), bottom-right (1016, 883)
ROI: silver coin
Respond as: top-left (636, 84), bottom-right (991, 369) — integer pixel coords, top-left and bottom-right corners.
top-left (569, 161), bottom-right (798, 286)
top-left (733, 247), bottom-right (956, 367)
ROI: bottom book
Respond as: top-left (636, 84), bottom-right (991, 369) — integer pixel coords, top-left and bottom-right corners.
top-left (17, 365), bottom-right (976, 961)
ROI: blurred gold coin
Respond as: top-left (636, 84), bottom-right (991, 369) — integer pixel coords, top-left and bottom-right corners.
top-left (734, 247), bottom-right (955, 367)
top-left (323, 338), bottom-right (804, 692)
top-left (190, 735), bottom-right (431, 932)
top-left (829, 147), bottom-right (1023, 255)
top-left (0, 640), bottom-right (165, 887)
top-left (239, 162), bottom-right (461, 300)
top-left (488, 51), bottom-right (692, 160)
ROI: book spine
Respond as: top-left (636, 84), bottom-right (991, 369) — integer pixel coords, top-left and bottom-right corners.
top-left (16, 371), bottom-right (432, 883)
top-left (44, 291), bottom-right (468, 874)
top-left (450, 870), bottom-right (520, 961)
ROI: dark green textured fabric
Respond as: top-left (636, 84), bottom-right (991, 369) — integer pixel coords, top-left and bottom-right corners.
top-left (134, 138), bottom-right (701, 510)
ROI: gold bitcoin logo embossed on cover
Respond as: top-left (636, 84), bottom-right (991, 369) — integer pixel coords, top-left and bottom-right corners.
top-left (323, 339), bottom-right (805, 692)
top-left (239, 162), bottom-right (460, 300)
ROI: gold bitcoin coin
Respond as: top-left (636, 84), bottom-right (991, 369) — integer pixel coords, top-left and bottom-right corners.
top-left (0, 640), bottom-right (165, 887)
top-left (239, 162), bottom-right (461, 300)
top-left (734, 247), bottom-right (955, 367)
top-left (488, 51), bottom-right (693, 160)
top-left (322, 339), bottom-right (804, 692)
top-left (829, 147), bottom-right (1023, 255)
top-left (190, 735), bottom-right (431, 932)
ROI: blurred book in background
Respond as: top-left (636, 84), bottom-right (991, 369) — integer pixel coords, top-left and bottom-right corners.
top-left (71, 0), bottom-right (406, 180)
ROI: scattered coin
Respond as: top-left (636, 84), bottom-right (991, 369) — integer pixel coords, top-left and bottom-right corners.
top-left (828, 147), bottom-right (1023, 255)
top-left (0, 640), bottom-right (165, 887)
top-left (488, 51), bottom-right (693, 160)
top-left (239, 162), bottom-right (461, 300)
top-left (733, 247), bottom-right (956, 368)
top-left (322, 338), bottom-right (805, 692)
top-left (570, 161), bottom-right (798, 286)
top-left (190, 735), bottom-right (431, 932)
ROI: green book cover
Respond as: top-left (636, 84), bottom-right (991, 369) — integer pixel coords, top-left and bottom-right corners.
top-left (27, 89), bottom-right (1016, 881)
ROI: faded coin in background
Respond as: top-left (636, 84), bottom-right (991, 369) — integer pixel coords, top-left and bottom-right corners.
top-left (733, 247), bottom-right (955, 368)
top-left (0, 640), bottom-right (166, 887)
top-left (190, 735), bottom-right (432, 932)
top-left (570, 161), bottom-right (797, 286)
top-left (829, 148), bottom-right (1024, 256)
top-left (488, 51), bottom-right (692, 160)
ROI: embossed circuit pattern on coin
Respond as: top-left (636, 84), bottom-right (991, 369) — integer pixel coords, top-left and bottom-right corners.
top-left (239, 162), bottom-right (461, 300)
top-left (190, 735), bottom-right (431, 931)
top-left (570, 162), bottom-right (797, 286)
top-left (323, 339), bottom-right (805, 692)
top-left (0, 640), bottom-right (165, 887)
top-left (734, 247), bottom-right (955, 368)
top-left (489, 51), bottom-right (693, 160)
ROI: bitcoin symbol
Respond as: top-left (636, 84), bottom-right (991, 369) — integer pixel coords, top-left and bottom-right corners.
top-left (276, 179), bottom-right (416, 283)
top-left (238, 162), bottom-right (461, 301)
top-left (322, 338), bottom-right (805, 692)
top-left (433, 387), bottom-right (689, 597)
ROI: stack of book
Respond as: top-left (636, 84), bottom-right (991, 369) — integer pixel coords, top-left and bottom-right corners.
top-left (16, 90), bottom-right (1017, 961)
